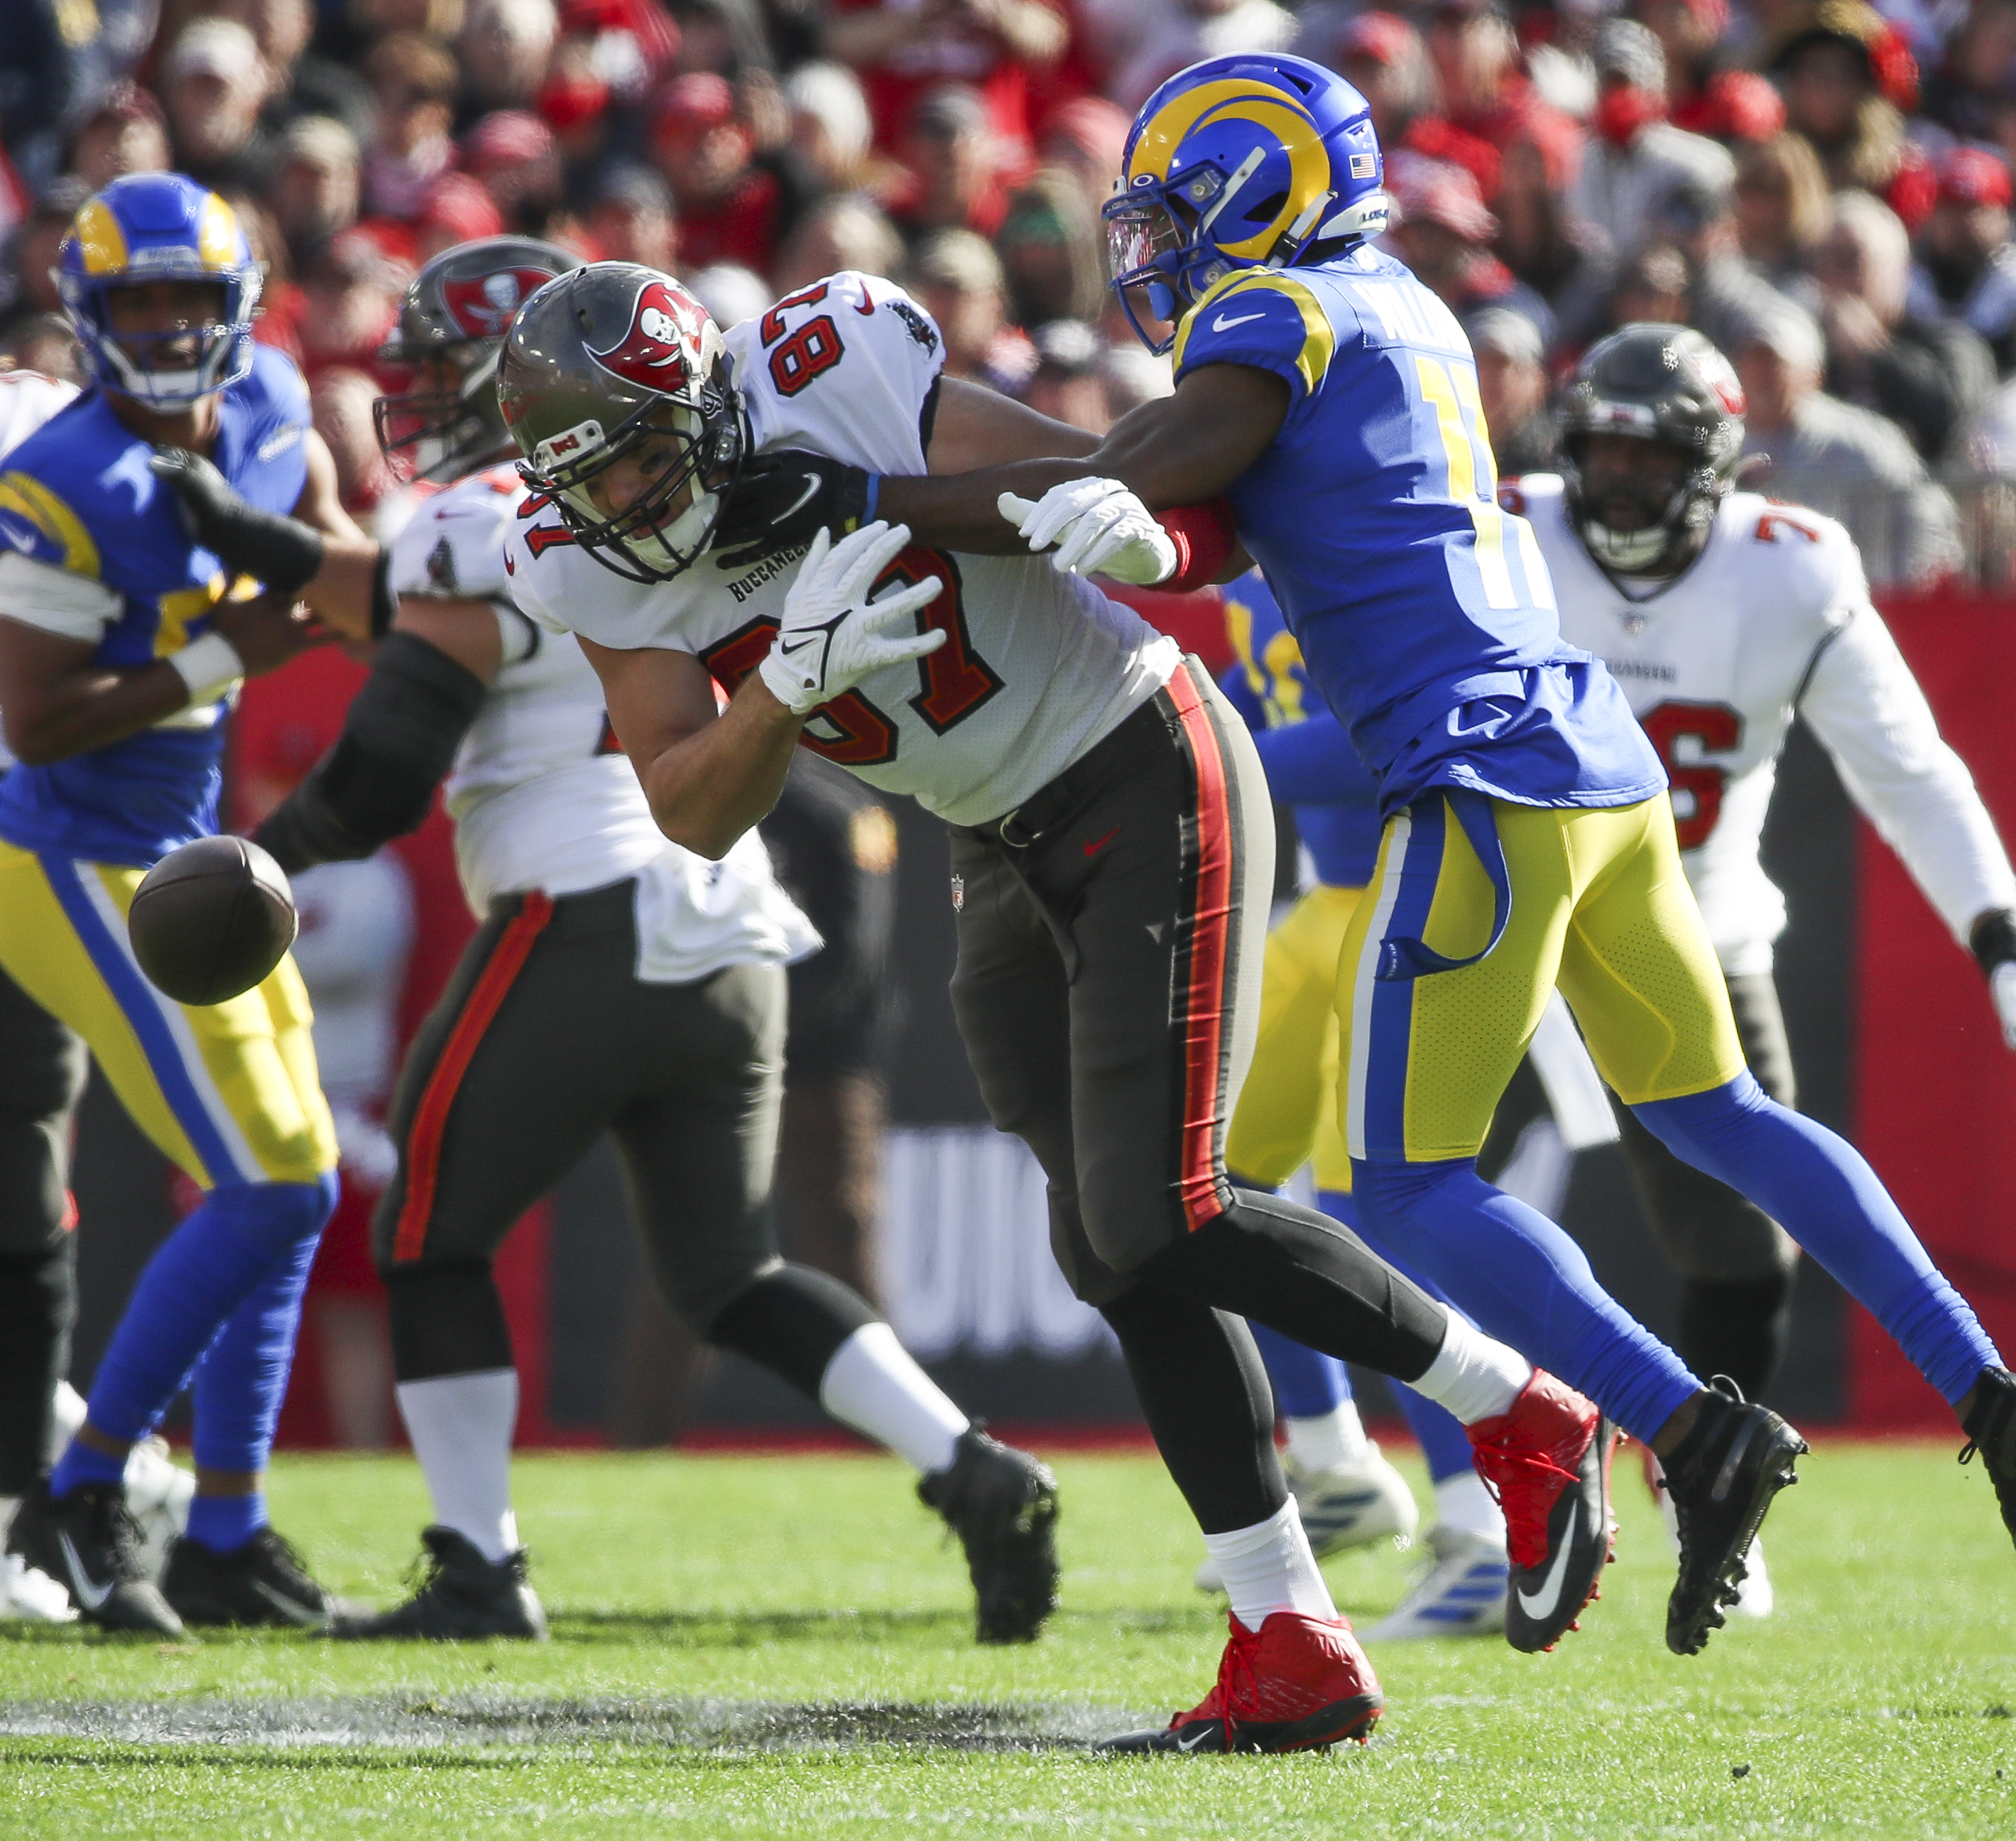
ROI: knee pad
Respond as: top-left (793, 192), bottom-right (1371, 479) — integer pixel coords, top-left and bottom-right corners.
top-left (706, 1264), bottom-right (878, 1399)
top-left (204, 1173), bottom-right (339, 1263)
top-left (384, 1261), bottom-right (512, 1382)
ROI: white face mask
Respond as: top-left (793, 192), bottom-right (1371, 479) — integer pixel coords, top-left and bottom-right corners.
top-left (1579, 513), bottom-right (1674, 572)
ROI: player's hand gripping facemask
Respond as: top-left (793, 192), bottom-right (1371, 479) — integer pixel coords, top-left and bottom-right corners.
top-left (756, 521), bottom-right (946, 715)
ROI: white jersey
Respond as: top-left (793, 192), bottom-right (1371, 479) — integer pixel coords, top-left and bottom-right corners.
top-left (502, 270), bottom-right (1180, 828)
top-left (1511, 474), bottom-right (2016, 977)
top-left (0, 370), bottom-right (78, 773)
top-left (386, 464), bottom-right (817, 982)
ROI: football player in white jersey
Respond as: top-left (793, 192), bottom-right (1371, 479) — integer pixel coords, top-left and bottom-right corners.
top-left (1508, 322), bottom-right (2016, 1602)
top-left (491, 259), bottom-right (1629, 1750)
top-left (168, 239), bottom-right (1063, 1645)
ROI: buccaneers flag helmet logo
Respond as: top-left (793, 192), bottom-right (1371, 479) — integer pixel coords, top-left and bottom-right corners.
top-left (440, 268), bottom-right (555, 338)
top-left (585, 278), bottom-right (707, 393)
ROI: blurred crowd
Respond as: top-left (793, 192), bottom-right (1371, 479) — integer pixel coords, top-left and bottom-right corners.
top-left (21, 0), bottom-right (2016, 580)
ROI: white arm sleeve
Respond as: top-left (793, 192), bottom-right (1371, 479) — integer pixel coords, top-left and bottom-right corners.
top-left (0, 551), bottom-right (121, 642)
top-left (1802, 604), bottom-right (2016, 946)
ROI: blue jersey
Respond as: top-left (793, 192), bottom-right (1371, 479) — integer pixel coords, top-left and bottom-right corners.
top-left (1175, 248), bottom-right (1663, 817)
top-left (0, 345), bottom-right (312, 865)
top-left (1218, 568), bottom-right (1381, 888)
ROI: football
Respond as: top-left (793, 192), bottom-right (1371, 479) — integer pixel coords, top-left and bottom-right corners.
top-left (126, 834), bottom-right (298, 1006)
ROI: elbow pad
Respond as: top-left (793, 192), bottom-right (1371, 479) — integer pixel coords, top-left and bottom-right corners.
top-left (251, 631), bottom-right (486, 873)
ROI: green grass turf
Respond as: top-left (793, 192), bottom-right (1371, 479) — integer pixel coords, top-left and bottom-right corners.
top-left (2, 1442), bottom-right (2014, 1838)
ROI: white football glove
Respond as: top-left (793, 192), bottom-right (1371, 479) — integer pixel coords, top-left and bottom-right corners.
top-left (1993, 961), bottom-right (2016, 1051)
top-left (757, 521), bottom-right (945, 715)
top-left (998, 478), bottom-right (1179, 585)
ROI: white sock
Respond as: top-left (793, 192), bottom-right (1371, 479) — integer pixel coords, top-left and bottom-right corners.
top-left (396, 1369), bottom-right (520, 1563)
top-left (1412, 1315), bottom-right (1533, 1425)
top-left (1285, 1401), bottom-right (1370, 1472)
top-left (1202, 1499), bottom-right (1339, 1634)
top-left (0, 1496), bottom-right (16, 1544)
top-left (1434, 1471), bottom-right (1507, 1546)
top-left (817, 1323), bottom-right (968, 1475)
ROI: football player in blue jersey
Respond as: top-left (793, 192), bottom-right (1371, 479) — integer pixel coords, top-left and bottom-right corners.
top-left (0, 172), bottom-right (381, 1634)
top-left (722, 53), bottom-right (2016, 1653)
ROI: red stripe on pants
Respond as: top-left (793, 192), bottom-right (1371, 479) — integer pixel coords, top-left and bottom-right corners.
top-left (391, 891), bottom-right (555, 1265)
top-left (1166, 666), bottom-right (1235, 1230)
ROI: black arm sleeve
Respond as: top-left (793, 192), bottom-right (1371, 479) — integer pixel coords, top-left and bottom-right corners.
top-left (252, 631), bottom-right (487, 874)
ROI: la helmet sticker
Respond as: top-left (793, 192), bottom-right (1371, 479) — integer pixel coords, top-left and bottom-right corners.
top-left (586, 278), bottom-right (706, 393)
top-left (441, 268), bottom-right (557, 338)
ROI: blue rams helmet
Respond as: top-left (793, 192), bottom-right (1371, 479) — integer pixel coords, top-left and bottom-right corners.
top-left (1104, 54), bottom-right (1387, 354)
top-left (55, 173), bottom-right (263, 411)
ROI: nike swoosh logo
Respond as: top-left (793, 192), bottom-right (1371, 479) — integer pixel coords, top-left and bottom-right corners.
top-left (58, 1533), bottom-right (114, 1610)
top-left (1212, 311), bottom-right (1267, 332)
top-left (251, 1577), bottom-right (325, 1626)
top-left (1515, 1518), bottom-right (1577, 1622)
top-left (1176, 1725), bottom-right (1215, 1752)
top-left (779, 634), bottom-right (822, 656)
top-left (1083, 825), bottom-right (1120, 857)
top-left (773, 474), bottom-right (822, 526)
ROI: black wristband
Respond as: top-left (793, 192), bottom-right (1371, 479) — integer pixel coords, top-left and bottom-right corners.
top-left (1971, 908), bottom-right (2016, 977)
top-left (371, 550), bottom-right (397, 638)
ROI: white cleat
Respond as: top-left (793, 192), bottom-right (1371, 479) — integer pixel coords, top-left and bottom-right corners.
top-left (1648, 1449), bottom-right (1774, 1619)
top-left (1363, 1525), bottom-right (1510, 1640)
top-left (1194, 1444), bottom-right (1420, 1591)
top-left (0, 1551), bottom-right (77, 1622)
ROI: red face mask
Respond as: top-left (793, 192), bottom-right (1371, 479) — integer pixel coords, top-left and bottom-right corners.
top-left (1595, 85), bottom-right (1664, 149)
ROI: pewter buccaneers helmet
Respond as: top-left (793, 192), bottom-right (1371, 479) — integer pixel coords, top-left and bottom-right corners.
top-left (496, 261), bottom-right (744, 583)
top-left (374, 236), bottom-right (583, 482)
top-left (1559, 323), bottom-right (1747, 575)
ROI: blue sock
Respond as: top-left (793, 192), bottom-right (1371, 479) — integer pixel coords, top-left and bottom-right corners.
top-left (77, 1175), bottom-right (337, 1450)
top-left (185, 1492), bottom-right (267, 1553)
top-left (1351, 1156), bottom-right (1701, 1445)
top-left (191, 1225), bottom-right (320, 1478)
top-left (48, 1438), bottom-right (127, 1500)
top-left (1635, 1073), bottom-right (2000, 1405)
top-left (1317, 1187), bottom-right (1475, 1479)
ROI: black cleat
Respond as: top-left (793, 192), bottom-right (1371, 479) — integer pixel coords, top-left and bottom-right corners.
top-left (6, 1479), bottom-right (182, 1636)
top-left (1661, 1377), bottom-right (1806, 1656)
top-left (332, 1526), bottom-right (547, 1640)
top-left (162, 1526), bottom-right (351, 1629)
top-left (1959, 1365), bottom-right (2016, 1548)
top-left (918, 1425), bottom-right (1059, 1644)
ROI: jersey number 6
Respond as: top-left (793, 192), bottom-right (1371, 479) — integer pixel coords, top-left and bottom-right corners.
top-left (1640, 699), bottom-right (1744, 849)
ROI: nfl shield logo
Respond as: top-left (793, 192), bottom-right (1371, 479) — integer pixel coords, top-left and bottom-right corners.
top-left (950, 874), bottom-right (964, 913)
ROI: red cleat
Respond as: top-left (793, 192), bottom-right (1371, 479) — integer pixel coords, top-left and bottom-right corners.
top-left (1466, 1370), bottom-right (1617, 1654)
top-left (1099, 1612), bottom-right (1383, 1753)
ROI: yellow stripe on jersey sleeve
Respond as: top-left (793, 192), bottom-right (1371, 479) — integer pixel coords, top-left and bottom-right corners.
top-left (0, 471), bottom-right (101, 579)
top-left (1175, 271), bottom-right (1336, 396)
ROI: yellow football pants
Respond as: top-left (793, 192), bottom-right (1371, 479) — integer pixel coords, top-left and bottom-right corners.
top-left (1223, 882), bottom-right (1360, 1195)
top-left (1337, 795), bottom-right (1744, 1164)
top-left (0, 839), bottom-right (337, 1189)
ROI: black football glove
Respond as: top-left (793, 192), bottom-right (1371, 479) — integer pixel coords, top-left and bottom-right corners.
top-left (150, 447), bottom-right (326, 597)
top-left (710, 449), bottom-right (874, 572)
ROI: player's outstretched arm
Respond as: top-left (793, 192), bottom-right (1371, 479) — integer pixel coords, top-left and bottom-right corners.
top-left (0, 592), bottom-right (324, 764)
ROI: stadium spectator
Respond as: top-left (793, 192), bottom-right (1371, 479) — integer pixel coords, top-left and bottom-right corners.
top-left (905, 227), bottom-right (1032, 393)
top-left (1733, 131), bottom-right (1834, 304)
top-left (1469, 306), bottom-right (1556, 472)
top-left (1101, 339), bottom-right (1175, 421)
top-left (888, 84), bottom-right (1012, 242)
top-left (1911, 146), bottom-right (2016, 378)
top-left (1384, 153), bottom-right (1553, 344)
top-left (67, 83), bottom-right (170, 192)
top-left (1816, 187), bottom-right (1993, 461)
top-left (533, 36), bottom-right (616, 172)
top-left (825, 0), bottom-right (1067, 165)
top-left (1423, 0), bottom-right (1579, 205)
top-left (459, 0), bottom-right (561, 116)
top-left (271, 116), bottom-right (364, 271)
top-left (1035, 95), bottom-right (1130, 215)
top-left (650, 72), bottom-right (788, 271)
top-left (996, 168), bottom-right (1104, 326)
top-left (362, 31), bottom-right (462, 221)
top-left (770, 192), bottom-right (904, 293)
top-left (1023, 317), bottom-right (1110, 432)
top-left (1319, 9), bottom-right (1498, 205)
top-left (1608, 239), bottom-right (1693, 332)
top-left (410, 170), bottom-right (506, 259)
top-left (297, 229), bottom-right (411, 378)
top-left (161, 18), bottom-right (276, 195)
top-left (309, 366), bottom-right (401, 516)
top-left (1767, 0), bottom-right (1934, 229)
top-left (1917, 0), bottom-right (2016, 151)
top-left (586, 161), bottom-right (677, 268)
top-left (786, 60), bottom-right (875, 194)
top-left (1495, 131), bottom-right (1611, 353)
top-left (463, 108), bottom-right (576, 241)
top-left (1080, 0), bottom-right (1294, 118)
top-left (1571, 18), bottom-right (1733, 266)
top-left (0, 180), bottom-right (87, 323)
top-left (1734, 298), bottom-right (1963, 585)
